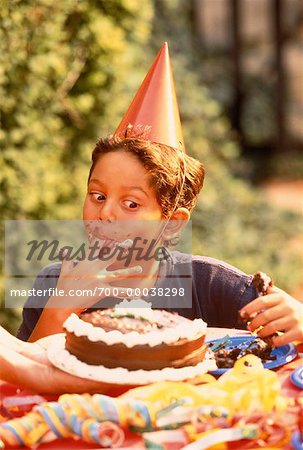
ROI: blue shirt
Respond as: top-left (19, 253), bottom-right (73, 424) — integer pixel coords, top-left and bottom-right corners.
top-left (17, 251), bottom-right (258, 341)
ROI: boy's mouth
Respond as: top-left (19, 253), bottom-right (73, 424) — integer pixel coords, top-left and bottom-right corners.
top-left (88, 230), bottom-right (134, 252)
top-left (95, 233), bottom-right (115, 242)
top-left (91, 232), bottom-right (126, 246)
top-left (85, 221), bottom-right (127, 245)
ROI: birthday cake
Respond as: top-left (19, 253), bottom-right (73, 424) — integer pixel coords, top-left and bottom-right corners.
top-left (63, 300), bottom-right (207, 371)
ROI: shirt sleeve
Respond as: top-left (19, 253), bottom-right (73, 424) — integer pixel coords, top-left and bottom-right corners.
top-left (234, 276), bottom-right (259, 328)
top-left (191, 255), bottom-right (259, 328)
top-left (16, 263), bottom-right (61, 341)
top-left (17, 306), bottom-right (43, 341)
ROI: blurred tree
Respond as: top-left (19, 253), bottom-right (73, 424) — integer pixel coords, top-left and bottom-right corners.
top-left (0, 0), bottom-right (153, 332)
top-left (151, 0), bottom-right (303, 291)
top-left (0, 0), bottom-right (153, 221)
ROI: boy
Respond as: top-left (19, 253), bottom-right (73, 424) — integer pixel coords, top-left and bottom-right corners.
top-left (17, 44), bottom-right (303, 345)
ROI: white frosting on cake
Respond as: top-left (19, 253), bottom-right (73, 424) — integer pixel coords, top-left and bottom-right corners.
top-left (112, 299), bottom-right (155, 322)
top-left (64, 307), bottom-right (207, 349)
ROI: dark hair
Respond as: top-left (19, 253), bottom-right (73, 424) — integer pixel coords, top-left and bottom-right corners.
top-left (89, 133), bottom-right (205, 218)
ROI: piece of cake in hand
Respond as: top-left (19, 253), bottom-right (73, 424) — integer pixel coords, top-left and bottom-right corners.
top-left (63, 300), bottom-right (207, 371)
top-left (241, 271), bottom-right (278, 346)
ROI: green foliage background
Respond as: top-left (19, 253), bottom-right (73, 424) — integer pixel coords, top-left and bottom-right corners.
top-left (1, 0), bottom-right (302, 333)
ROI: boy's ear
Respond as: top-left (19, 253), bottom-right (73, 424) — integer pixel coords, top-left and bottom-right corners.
top-left (163, 207), bottom-right (190, 239)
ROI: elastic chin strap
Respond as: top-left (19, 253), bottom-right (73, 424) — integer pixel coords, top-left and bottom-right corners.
top-left (152, 151), bottom-right (187, 249)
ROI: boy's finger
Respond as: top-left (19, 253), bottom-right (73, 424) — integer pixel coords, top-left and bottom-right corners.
top-left (87, 286), bottom-right (138, 300)
top-left (247, 304), bottom-right (284, 331)
top-left (239, 293), bottom-right (282, 319)
top-left (72, 239), bottom-right (134, 278)
top-left (59, 249), bottom-right (75, 277)
top-left (256, 316), bottom-right (291, 339)
top-left (96, 241), bottom-right (129, 268)
top-left (88, 236), bottom-right (117, 254)
top-left (75, 240), bottom-right (120, 275)
top-left (58, 285), bottom-right (138, 309)
top-left (97, 265), bottom-right (143, 280)
top-left (271, 329), bottom-right (300, 347)
top-left (109, 287), bottom-right (138, 299)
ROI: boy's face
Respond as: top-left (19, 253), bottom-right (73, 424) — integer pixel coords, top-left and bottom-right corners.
top-left (83, 150), bottom-right (164, 243)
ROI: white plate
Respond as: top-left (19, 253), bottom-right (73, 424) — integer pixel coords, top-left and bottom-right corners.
top-left (47, 334), bottom-right (216, 385)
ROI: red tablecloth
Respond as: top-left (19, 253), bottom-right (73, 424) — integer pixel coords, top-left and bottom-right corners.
top-left (1, 328), bottom-right (302, 449)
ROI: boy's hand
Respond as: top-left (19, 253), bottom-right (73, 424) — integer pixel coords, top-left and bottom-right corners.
top-left (28, 239), bottom-right (142, 341)
top-left (50, 238), bottom-right (141, 310)
top-left (240, 286), bottom-right (303, 346)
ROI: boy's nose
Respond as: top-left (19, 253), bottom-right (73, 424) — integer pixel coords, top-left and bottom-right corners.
top-left (98, 201), bottom-right (116, 222)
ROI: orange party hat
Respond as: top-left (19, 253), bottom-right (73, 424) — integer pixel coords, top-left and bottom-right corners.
top-left (114, 42), bottom-right (185, 151)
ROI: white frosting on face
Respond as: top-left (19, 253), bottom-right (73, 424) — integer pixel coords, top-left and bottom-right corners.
top-left (63, 310), bottom-right (207, 349)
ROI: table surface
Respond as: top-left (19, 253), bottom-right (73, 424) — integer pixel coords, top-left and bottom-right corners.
top-left (1, 328), bottom-right (302, 449)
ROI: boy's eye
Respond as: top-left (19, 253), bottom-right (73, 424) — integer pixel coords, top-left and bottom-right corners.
top-left (123, 200), bottom-right (139, 209)
top-left (91, 192), bottom-right (105, 201)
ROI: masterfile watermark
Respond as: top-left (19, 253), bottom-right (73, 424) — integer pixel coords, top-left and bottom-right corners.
top-left (5, 220), bottom-right (193, 309)
top-left (26, 237), bottom-right (169, 265)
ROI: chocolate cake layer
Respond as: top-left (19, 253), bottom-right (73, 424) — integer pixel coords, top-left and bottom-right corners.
top-left (65, 331), bottom-right (206, 369)
top-left (64, 308), bottom-right (206, 370)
